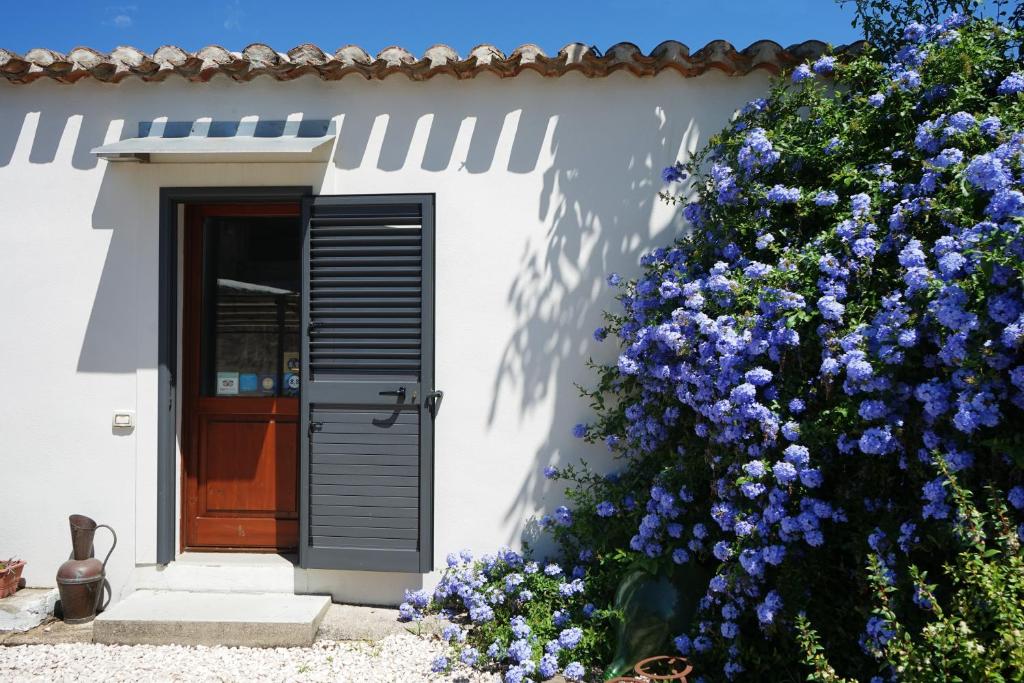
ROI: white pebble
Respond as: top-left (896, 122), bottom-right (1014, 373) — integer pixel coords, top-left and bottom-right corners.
top-left (0, 633), bottom-right (500, 682)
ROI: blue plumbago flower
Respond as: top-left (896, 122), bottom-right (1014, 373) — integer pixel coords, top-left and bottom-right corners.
top-left (510, 615), bottom-right (531, 638)
top-left (755, 233), bottom-right (775, 249)
top-left (544, 563), bottom-right (563, 577)
top-left (767, 185), bottom-right (801, 204)
top-left (554, 506), bottom-right (573, 526)
top-left (868, 92), bottom-right (886, 107)
top-left (773, 461), bottom-right (798, 485)
top-left (720, 621), bottom-right (739, 639)
top-left (606, 272), bottom-right (621, 287)
top-left (660, 280), bottom-right (682, 299)
top-left (460, 647), bottom-right (479, 666)
top-left (572, 423), bottom-right (587, 438)
top-left (813, 56), bottom-right (836, 75)
top-left (538, 654), bottom-right (558, 679)
top-left (470, 604), bottom-right (494, 623)
top-left (904, 21), bottom-right (928, 42)
top-left (818, 295), bottom-right (845, 322)
top-left (851, 193), bottom-right (871, 217)
top-left (662, 163), bottom-right (687, 183)
top-left (997, 72), bottom-right (1024, 95)
top-left (431, 655), bottom-right (448, 672)
top-left (947, 111), bottom-right (976, 131)
top-left (507, 638), bottom-right (532, 664)
top-left (713, 540), bottom-right (733, 561)
top-left (931, 147), bottom-right (964, 168)
top-left (398, 602), bottom-right (421, 621)
top-left (756, 590), bottom-right (783, 624)
top-left (559, 626), bottom-right (583, 649)
top-left (737, 128), bottom-right (781, 174)
top-left (1009, 486), bottom-right (1024, 510)
top-left (980, 116), bottom-right (1001, 137)
top-left (596, 501), bottom-right (617, 517)
top-left (966, 153), bottom-right (1012, 192)
top-left (792, 64), bottom-right (813, 82)
top-left (544, 465), bottom-right (558, 479)
top-left (815, 190), bottom-right (839, 206)
top-left (564, 662), bottom-right (586, 681)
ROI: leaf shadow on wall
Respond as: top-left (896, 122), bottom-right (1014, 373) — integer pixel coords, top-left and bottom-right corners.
top-left (491, 74), bottom-right (773, 555)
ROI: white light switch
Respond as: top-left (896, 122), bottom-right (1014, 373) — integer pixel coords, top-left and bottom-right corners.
top-left (112, 410), bottom-right (135, 428)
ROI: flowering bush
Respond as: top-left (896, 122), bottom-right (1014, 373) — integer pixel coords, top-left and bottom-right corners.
top-left (410, 16), bottom-right (1024, 681)
top-left (403, 548), bottom-right (601, 681)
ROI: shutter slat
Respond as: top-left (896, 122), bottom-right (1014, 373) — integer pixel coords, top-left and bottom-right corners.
top-left (311, 494), bottom-right (417, 507)
top-left (312, 484), bottom-right (418, 497)
top-left (311, 536), bottom-right (417, 550)
top-left (311, 409), bottom-right (418, 423)
top-left (312, 464), bottom-right (418, 476)
top-left (313, 433), bottom-right (418, 445)
top-left (311, 443), bottom-right (419, 456)
top-left (312, 453), bottom-right (419, 467)
top-left (311, 526), bottom-right (418, 539)
top-left (313, 514), bottom-right (418, 528)
top-left (312, 506), bottom-right (419, 519)
top-left (312, 257), bottom-right (422, 267)
top-left (311, 340), bottom-right (419, 349)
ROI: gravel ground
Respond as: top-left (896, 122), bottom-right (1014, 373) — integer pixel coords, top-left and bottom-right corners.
top-left (0, 634), bottom-right (501, 682)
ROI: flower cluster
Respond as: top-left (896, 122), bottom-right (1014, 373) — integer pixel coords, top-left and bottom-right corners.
top-left (401, 548), bottom-right (595, 681)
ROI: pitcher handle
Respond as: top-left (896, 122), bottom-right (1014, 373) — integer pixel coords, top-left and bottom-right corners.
top-left (95, 524), bottom-right (117, 570)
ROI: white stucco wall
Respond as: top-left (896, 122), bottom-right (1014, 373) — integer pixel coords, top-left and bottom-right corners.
top-left (0, 69), bottom-right (769, 605)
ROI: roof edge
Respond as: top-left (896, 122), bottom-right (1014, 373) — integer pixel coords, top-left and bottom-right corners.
top-left (0, 39), bottom-right (868, 85)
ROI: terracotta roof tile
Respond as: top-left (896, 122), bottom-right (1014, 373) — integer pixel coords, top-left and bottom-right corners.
top-left (0, 40), bottom-right (864, 85)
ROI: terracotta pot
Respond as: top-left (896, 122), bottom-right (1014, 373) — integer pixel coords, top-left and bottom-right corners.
top-left (0, 560), bottom-right (25, 598)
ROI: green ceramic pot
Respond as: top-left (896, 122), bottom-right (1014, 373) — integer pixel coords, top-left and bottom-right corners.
top-left (603, 561), bottom-right (710, 680)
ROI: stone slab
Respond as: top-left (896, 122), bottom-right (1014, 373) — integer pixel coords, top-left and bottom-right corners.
top-left (93, 590), bottom-right (331, 647)
top-left (0, 588), bottom-right (58, 633)
top-left (0, 618), bottom-right (93, 645)
top-left (315, 603), bottom-right (408, 641)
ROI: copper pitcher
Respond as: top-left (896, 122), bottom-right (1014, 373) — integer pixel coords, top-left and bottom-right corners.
top-left (56, 514), bottom-right (116, 624)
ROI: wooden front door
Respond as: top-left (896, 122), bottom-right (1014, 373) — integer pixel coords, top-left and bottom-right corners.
top-left (182, 203), bottom-right (302, 551)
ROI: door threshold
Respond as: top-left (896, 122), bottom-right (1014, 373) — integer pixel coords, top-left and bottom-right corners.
top-left (175, 552), bottom-right (297, 567)
top-left (132, 552), bottom-right (301, 595)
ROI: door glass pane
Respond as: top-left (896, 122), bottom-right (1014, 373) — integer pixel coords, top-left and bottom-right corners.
top-left (200, 216), bottom-right (301, 397)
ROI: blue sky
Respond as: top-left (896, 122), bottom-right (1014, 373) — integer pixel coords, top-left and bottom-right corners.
top-left (0, 1), bottom-right (862, 56)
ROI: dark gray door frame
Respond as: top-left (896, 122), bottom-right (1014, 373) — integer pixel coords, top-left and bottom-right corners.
top-left (156, 186), bottom-right (312, 565)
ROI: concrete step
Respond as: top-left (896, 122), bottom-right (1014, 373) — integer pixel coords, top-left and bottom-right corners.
top-left (94, 590), bottom-right (331, 647)
top-left (128, 552), bottom-right (299, 594)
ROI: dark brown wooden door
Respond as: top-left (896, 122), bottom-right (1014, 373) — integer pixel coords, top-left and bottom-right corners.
top-left (183, 203), bottom-right (302, 551)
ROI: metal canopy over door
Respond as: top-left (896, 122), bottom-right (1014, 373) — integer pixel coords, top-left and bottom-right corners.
top-left (299, 194), bottom-right (436, 572)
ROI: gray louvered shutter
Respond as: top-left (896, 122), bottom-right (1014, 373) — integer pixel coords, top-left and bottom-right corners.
top-left (299, 195), bottom-right (434, 572)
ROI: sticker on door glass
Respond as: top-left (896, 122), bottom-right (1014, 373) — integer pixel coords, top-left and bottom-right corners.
top-left (239, 373), bottom-right (258, 394)
top-left (216, 372), bottom-right (240, 395)
top-left (283, 373), bottom-right (299, 396)
top-left (260, 375), bottom-right (276, 394)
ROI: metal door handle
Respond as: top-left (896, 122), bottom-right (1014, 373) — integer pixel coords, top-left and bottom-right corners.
top-left (380, 387), bottom-right (406, 401)
top-left (426, 390), bottom-right (444, 417)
